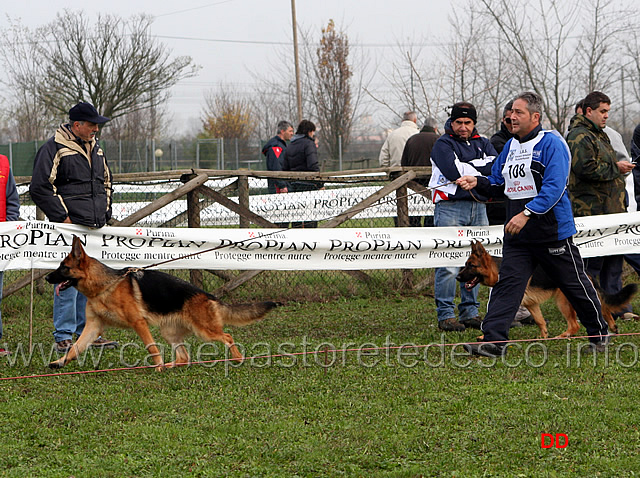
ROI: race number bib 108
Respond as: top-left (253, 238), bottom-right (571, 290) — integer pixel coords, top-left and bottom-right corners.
top-left (503, 132), bottom-right (545, 200)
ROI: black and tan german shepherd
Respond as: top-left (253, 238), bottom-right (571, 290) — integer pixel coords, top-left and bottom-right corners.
top-left (457, 240), bottom-right (637, 338)
top-left (45, 236), bottom-right (279, 370)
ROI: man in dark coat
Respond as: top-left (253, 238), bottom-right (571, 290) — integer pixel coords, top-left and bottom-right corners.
top-left (400, 117), bottom-right (439, 226)
top-left (262, 120), bottom-right (293, 194)
top-left (490, 100), bottom-right (515, 155)
top-left (282, 119), bottom-right (322, 228)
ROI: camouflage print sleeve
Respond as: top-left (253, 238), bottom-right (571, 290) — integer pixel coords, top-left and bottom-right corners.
top-left (567, 129), bottom-right (620, 183)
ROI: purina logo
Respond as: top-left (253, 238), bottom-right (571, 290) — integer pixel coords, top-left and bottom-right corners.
top-left (457, 230), bottom-right (464, 237)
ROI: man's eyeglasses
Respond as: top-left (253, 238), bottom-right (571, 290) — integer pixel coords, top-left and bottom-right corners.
top-left (504, 118), bottom-right (512, 124)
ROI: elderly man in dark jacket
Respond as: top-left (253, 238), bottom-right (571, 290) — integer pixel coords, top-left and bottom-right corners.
top-left (429, 102), bottom-right (497, 332)
top-left (30, 102), bottom-right (117, 353)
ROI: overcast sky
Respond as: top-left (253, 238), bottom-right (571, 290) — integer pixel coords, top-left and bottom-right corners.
top-left (1, 0), bottom-right (451, 134)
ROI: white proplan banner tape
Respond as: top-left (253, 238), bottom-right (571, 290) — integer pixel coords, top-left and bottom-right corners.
top-left (0, 212), bottom-right (639, 271)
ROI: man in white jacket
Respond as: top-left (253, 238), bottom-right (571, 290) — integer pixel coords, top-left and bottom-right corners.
top-left (378, 111), bottom-right (419, 167)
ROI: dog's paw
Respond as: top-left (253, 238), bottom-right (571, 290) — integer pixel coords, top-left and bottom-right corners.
top-left (154, 364), bottom-right (167, 372)
top-left (49, 360), bottom-right (64, 369)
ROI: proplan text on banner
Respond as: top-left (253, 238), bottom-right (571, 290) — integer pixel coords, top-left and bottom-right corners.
top-left (1, 212), bottom-right (640, 271)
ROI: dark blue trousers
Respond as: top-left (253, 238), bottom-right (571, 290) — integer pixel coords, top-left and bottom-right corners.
top-left (585, 255), bottom-right (632, 318)
top-left (482, 238), bottom-right (608, 345)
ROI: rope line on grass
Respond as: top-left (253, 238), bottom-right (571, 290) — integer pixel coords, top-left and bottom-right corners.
top-left (2, 331), bottom-right (640, 382)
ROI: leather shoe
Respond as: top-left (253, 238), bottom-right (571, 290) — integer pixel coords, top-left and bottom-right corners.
top-left (463, 342), bottom-right (507, 358)
top-left (460, 317), bottom-right (482, 330)
top-left (438, 318), bottom-right (465, 332)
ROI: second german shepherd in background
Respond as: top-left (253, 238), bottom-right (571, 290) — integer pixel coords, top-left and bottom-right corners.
top-left (46, 236), bottom-right (279, 370)
top-left (457, 240), bottom-right (637, 338)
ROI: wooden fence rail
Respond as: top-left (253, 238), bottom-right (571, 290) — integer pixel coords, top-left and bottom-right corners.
top-left (9, 166), bottom-right (433, 299)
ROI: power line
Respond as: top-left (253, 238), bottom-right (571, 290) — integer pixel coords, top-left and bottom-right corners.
top-left (153, 0), bottom-right (237, 18)
top-left (153, 34), bottom-right (454, 48)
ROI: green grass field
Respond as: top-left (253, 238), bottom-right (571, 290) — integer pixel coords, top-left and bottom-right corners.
top-left (1, 282), bottom-right (640, 477)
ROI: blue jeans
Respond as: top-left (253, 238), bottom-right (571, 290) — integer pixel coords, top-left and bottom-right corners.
top-left (52, 286), bottom-right (87, 342)
top-left (434, 200), bottom-right (488, 322)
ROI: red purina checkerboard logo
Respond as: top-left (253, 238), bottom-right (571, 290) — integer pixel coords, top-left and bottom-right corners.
top-left (541, 433), bottom-right (568, 449)
top-left (457, 230), bottom-right (464, 237)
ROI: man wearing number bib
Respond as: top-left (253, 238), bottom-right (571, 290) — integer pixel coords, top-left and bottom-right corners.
top-left (456, 92), bottom-right (608, 357)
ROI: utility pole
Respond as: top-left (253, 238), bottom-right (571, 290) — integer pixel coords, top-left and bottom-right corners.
top-left (621, 67), bottom-right (626, 136)
top-left (291, 0), bottom-right (303, 123)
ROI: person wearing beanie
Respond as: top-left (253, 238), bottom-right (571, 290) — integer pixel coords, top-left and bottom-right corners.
top-left (428, 101), bottom-right (498, 332)
top-left (30, 101), bottom-right (119, 354)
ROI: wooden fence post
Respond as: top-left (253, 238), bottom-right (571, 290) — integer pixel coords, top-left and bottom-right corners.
top-left (183, 173), bottom-right (203, 289)
top-left (396, 184), bottom-right (413, 289)
top-left (237, 174), bottom-right (250, 228)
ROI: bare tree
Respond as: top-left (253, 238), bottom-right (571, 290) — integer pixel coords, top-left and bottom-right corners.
top-left (444, 9), bottom-right (520, 135)
top-left (250, 80), bottom-right (298, 142)
top-left (106, 105), bottom-right (170, 141)
top-left (576, 0), bottom-right (636, 96)
top-left (0, 10), bottom-right (199, 139)
top-left (622, 9), bottom-right (640, 131)
top-left (0, 20), bottom-right (58, 141)
top-left (364, 43), bottom-right (450, 133)
top-left (473, 0), bottom-right (579, 132)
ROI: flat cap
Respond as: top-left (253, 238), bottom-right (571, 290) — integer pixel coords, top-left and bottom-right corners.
top-left (69, 102), bottom-right (110, 124)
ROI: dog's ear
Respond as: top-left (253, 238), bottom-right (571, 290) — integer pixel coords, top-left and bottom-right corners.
top-left (471, 240), bottom-right (486, 255)
top-left (71, 235), bottom-right (86, 261)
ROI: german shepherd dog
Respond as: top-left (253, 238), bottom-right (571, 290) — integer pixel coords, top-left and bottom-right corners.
top-left (456, 240), bottom-right (637, 338)
top-left (45, 236), bottom-right (279, 370)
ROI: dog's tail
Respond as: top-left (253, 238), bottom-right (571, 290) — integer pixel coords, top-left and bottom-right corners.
top-left (602, 283), bottom-right (638, 313)
top-left (219, 301), bottom-right (281, 326)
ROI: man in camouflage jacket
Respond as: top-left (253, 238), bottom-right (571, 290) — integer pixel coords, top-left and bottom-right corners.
top-left (567, 91), bottom-right (635, 288)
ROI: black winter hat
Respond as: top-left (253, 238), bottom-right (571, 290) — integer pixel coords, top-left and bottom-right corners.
top-left (450, 102), bottom-right (477, 123)
top-left (69, 102), bottom-right (110, 124)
